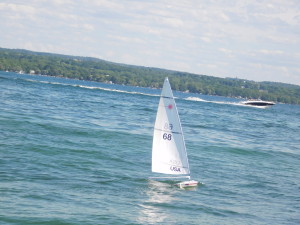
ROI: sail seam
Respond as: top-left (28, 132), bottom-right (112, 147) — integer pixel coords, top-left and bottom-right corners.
top-left (154, 128), bottom-right (182, 134)
top-left (162, 96), bottom-right (173, 99)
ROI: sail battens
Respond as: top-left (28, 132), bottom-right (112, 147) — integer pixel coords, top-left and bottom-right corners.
top-left (161, 96), bottom-right (173, 99)
top-left (154, 128), bottom-right (182, 135)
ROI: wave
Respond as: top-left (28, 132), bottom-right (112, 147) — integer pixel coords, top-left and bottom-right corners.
top-left (23, 77), bottom-right (160, 98)
top-left (19, 76), bottom-right (271, 109)
top-left (184, 97), bottom-right (207, 102)
top-left (22, 78), bottom-right (72, 87)
top-left (185, 96), bottom-right (238, 106)
top-left (184, 96), bottom-right (271, 109)
top-left (76, 85), bottom-right (160, 97)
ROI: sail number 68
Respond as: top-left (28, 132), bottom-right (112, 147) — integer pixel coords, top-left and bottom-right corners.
top-left (163, 133), bottom-right (172, 141)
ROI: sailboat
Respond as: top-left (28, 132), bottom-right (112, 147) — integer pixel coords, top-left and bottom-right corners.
top-left (151, 77), bottom-right (198, 188)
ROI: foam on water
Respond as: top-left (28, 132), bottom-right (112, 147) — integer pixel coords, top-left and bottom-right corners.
top-left (24, 76), bottom-right (161, 98)
top-left (185, 96), bottom-right (274, 109)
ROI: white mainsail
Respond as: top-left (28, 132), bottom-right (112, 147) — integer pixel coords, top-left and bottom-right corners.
top-left (152, 77), bottom-right (190, 176)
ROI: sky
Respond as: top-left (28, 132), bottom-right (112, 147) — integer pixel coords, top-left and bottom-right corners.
top-left (1, 0), bottom-right (300, 85)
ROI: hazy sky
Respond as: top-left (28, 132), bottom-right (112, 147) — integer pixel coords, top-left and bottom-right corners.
top-left (1, 0), bottom-right (300, 85)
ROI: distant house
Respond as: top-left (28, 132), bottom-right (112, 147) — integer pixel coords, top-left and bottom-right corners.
top-left (30, 70), bottom-right (35, 74)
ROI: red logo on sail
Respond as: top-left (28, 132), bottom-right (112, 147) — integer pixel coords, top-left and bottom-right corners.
top-left (168, 104), bottom-right (173, 110)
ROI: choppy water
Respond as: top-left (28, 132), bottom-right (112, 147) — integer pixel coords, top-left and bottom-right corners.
top-left (1, 71), bottom-right (300, 225)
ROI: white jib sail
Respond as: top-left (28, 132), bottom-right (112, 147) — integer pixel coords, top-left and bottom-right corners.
top-left (152, 77), bottom-right (190, 175)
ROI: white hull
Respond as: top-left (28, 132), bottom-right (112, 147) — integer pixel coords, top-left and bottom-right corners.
top-left (176, 180), bottom-right (198, 188)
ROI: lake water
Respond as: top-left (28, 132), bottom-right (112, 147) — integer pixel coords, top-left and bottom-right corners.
top-left (1, 71), bottom-right (299, 224)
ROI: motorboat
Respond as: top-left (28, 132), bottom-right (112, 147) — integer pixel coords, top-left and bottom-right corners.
top-left (241, 99), bottom-right (275, 106)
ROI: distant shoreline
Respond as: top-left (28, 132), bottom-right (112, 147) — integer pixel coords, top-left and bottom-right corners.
top-left (0, 70), bottom-right (285, 107)
top-left (1, 47), bottom-right (299, 104)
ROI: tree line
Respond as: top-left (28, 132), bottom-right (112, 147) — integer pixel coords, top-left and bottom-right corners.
top-left (1, 47), bottom-right (299, 104)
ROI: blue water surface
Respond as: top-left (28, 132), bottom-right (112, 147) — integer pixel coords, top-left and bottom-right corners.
top-left (1, 71), bottom-right (299, 225)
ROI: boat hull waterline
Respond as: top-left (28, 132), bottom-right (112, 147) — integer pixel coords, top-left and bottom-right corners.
top-left (242, 100), bottom-right (275, 107)
top-left (176, 180), bottom-right (199, 189)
